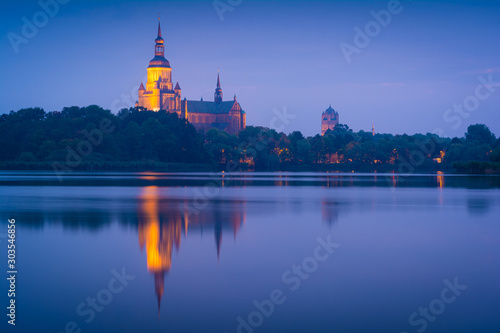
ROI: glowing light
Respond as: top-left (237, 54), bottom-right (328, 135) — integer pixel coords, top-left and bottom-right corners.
top-left (437, 171), bottom-right (444, 189)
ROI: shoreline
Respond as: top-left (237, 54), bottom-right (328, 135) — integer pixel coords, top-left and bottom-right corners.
top-left (0, 161), bottom-right (499, 175)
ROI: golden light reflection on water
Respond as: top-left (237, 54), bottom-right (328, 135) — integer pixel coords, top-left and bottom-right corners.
top-left (138, 172), bottom-right (166, 181)
top-left (138, 186), bottom-right (182, 315)
top-left (437, 171), bottom-right (445, 206)
top-left (137, 185), bottom-right (246, 317)
top-left (391, 173), bottom-right (397, 187)
top-left (437, 171), bottom-right (445, 189)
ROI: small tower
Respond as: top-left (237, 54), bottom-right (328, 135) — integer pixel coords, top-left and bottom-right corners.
top-left (214, 70), bottom-right (223, 104)
top-left (372, 121), bottom-right (375, 136)
top-left (139, 82), bottom-right (145, 97)
top-left (174, 81), bottom-right (181, 111)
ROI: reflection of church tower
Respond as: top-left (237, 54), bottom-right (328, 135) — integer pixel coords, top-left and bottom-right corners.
top-left (213, 201), bottom-right (246, 262)
top-left (321, 199), bottom-right (339, 226)
top-left (137, 188), bottom-right (247, 316)
top-left (181, 200), bottom-right (246, 262)
top-left (138, 186), bottom-right (182, 317)
top-left (215, 220), bottom-right (223, 262)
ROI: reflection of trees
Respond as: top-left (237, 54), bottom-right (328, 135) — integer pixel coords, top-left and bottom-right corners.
top-left (467, 197), bottom-right (492, 216)
top-left (8, 210), bottom-right (113, 231)
top-left (137, 186), bottom-right (246, 317)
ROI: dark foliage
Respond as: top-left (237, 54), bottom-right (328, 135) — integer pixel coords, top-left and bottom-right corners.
top-left (0, 107), bottom-right (497, 173)
top-left (0, 106), bottom-right (210, 167)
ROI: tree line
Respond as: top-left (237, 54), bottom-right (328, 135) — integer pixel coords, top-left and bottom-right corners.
top-left (0, 106), bottom-right (498, 173)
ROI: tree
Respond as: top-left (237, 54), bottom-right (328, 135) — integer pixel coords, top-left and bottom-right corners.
top-left (333, 124), bottom-right (351, 132)
top-left (0, 107), bottom-right (498, 172)
top-left (465, 124), bottom-right (495, 145)
top-left (490, 147), bottom-right (500, 163)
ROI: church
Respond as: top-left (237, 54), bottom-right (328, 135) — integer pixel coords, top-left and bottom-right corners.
top-left (135, 19), bottom-right (246, 135)
top-left (321, 105), bottom-right (340, 135)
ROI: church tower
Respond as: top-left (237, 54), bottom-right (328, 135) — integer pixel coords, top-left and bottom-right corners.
top-left (214, 71), bottom-right (223, 104)
top-left (137, 18), bottom-right (182, 115)
top-left (321, 105), bottom-right (340, 135)
top-left (136, 19), bottom-right (246, 134)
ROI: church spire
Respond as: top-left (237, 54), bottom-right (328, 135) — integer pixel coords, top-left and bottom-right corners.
top-left (157, 15), bottom-right (162, 38)
top-left (154, 16), bottom-right (164, 57)
top-left (214, 70), bottom-right (223, 104)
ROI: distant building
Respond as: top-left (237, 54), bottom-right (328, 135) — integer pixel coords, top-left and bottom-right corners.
top-left (321, 105), bottom-right (340, 135)
top-left (136, 19), bottom-right (246, 135)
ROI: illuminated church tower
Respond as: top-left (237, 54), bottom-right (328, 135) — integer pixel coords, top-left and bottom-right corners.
top-left (136, 19), bottom-right (246, 134)
top-left (137, 18), bottom-right (182, 115)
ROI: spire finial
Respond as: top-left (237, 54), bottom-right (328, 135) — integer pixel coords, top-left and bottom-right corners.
top-left (157, 14), bottom-right (162, 38)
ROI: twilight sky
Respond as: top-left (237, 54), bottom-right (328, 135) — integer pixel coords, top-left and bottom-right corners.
top-left (1, 0), bottom-right (499, 137)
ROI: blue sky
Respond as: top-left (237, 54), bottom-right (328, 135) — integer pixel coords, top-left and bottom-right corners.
top-left (1, 0), bottom-right (499, 137)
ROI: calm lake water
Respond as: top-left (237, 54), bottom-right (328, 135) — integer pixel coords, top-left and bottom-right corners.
top-left (1, 172), bottom-right (499, 333)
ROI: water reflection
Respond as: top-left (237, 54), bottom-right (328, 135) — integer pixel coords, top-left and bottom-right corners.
top-left (1, 175), bottom-right (499, 332)
top-left (467, 197), bottom-right (492, 216)
top-left (437, 171), bottom-right (445, 189)
top-left (138, 186), bottom-right (181, 315)
top-left (321, 199), bottom-right (339, 226)
top-left (1, 171), bottom-right (499, 189)
top-left (437, 171), bottom-right (445, 205)
top-left (137, 186), bottom-right (246, 316)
